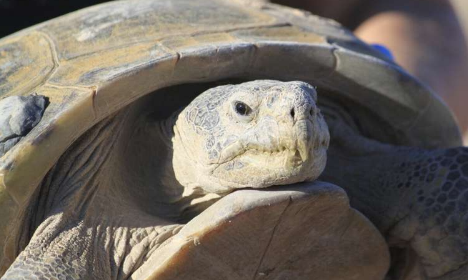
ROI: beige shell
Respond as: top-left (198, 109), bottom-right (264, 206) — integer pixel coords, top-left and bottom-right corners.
top-left (0, 0), bottom-right (460, 278)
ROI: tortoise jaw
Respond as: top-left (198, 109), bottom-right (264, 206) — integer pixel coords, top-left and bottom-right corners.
top-left (218, 143), bottom-right (307, 165)
top-left (216, 124), bottom-right (313, 169)
top-left (213, 145), bottom-right (311, 181)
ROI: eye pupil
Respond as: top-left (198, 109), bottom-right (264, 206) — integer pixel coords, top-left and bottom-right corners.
top-left (235, 102), bottom-right (250, 116)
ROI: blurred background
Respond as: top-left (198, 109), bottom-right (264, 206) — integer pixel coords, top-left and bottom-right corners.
top-left (0, 0), bottom-right (467, 142)
top-left (0, 0), bottom-right (466, 37)
top-left (453, 0), bottom-right (468, 35)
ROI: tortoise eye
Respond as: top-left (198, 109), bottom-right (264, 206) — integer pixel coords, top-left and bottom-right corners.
top-left (234, 101), bottom-right (252, 116)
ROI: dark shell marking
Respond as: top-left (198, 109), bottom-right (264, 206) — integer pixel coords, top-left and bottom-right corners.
top-left (0, 95), bottom-right (48, 157)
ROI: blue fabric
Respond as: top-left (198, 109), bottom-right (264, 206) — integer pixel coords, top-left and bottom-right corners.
top-left (371, 44), bottom-right (394, 61)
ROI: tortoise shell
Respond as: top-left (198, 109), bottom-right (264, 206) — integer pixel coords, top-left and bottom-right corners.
top-left (0, 0), bottom-right (460, 278)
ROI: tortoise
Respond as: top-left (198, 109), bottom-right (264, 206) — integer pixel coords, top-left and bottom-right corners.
top-left (0, 0), bottom-right (466, 279)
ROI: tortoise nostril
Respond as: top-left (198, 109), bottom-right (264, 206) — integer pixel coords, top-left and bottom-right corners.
top-left (310, 108), bottom-right (315, 116)
top-left (290, 108), bottom-right (295, 119)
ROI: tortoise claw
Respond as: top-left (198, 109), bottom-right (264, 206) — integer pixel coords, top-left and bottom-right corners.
top-left (0, 94), bottom-right (47, 157)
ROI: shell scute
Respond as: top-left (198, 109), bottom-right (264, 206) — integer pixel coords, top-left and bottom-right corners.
top-left (0, 32), bottom-right (56, 98)
top-left (39, 0), bottom-right (278, 60)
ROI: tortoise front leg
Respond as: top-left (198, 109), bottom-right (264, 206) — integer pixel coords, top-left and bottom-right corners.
top-left (322, 120), bottom-right (468, 279)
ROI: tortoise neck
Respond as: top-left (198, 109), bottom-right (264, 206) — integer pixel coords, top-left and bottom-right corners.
top-left (324, 144), bottom-right (421, 230)
top-left (170, 119), bottom-right (222, 222)
top-left (158, 110), bottom-right (179, 147)
top-left (320, 118), bottom-right (417, 232)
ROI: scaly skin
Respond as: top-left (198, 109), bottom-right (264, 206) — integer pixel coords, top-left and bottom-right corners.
top-left (322, 120), bottom-right (468, 279)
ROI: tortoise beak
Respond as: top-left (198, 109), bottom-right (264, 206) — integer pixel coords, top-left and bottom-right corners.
top-left (295, 119), bottom-right (313, 163)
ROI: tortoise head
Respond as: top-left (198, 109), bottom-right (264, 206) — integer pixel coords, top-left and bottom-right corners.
top-left (172, 80), bottom-right (330, 194)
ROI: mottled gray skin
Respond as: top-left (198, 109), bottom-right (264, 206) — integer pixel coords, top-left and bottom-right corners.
top-left (0, 95), bottom-right (47, 157)
top-left (322, 119), bottom-right (468, 279)
top-left (1, 81), bottom-right (329, 280)
top-left (172, 80), bottom-right (329, 195)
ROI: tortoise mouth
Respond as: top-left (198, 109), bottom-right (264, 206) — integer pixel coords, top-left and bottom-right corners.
top-left (217, 145), bottom-right (307, 168)
top-left (209, 146), bottom-right (327, 192)
top-left (218, 148), bottom-right (307, 178)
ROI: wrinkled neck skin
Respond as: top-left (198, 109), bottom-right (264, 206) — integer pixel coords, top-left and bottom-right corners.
top-left (319, 100), bottom-right (413, 233)
top-left (149, 113), bottom-right (223, 220)
top-left (0, 112), bottom-right (208, 280)
top-left (322, 135), bottom-right (423, 232)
